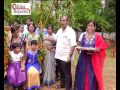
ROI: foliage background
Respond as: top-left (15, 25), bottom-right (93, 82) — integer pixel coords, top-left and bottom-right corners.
top-left (4, 0), bottom-right (116, 32)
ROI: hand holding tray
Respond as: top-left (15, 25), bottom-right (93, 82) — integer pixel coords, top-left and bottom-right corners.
top-left (76, 46), bottom-right (97, 51)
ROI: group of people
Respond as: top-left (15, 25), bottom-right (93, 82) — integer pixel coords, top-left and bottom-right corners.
top-left (5, 16), bottom-right (107, 90)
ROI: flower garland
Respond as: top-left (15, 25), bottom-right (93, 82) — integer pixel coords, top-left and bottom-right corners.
top-left (37, 20), bottom-right (46, 63)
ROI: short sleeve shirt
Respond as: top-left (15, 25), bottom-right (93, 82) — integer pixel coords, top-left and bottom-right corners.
top-left (55, 26), bottom-right (77, 61)
top-left (10, 51), bottom-right (23, 62)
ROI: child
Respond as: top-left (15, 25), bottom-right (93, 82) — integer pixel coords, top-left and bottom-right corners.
top-left (25, 40), bottom-right (41, 90)
top-left (7, 43), bottom-right (26, 90)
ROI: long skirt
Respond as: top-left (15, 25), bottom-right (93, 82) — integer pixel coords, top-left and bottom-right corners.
top-left (7, 61), bottom-right (26, 87)
top-left (74, 52), bottom-right (98, 90)
top-left (43, 50), bottom-right (56, 85)
top-left (27, 66), bottom-right (40, 90)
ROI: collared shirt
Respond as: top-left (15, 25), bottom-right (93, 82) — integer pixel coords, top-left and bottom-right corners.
top-left (35, 27), bottom-right (48, 35)
top-left (35, 27), bottom-right (40, 35)
top-left (55, 26), bottom-right (77, 61)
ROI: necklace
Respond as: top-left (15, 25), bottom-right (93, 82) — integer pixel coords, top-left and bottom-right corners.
top-left (85, 33), bottom-right (95, 44)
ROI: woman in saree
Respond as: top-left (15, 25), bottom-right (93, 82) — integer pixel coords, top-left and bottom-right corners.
top-left (43, 25), bottom-right (56, 86)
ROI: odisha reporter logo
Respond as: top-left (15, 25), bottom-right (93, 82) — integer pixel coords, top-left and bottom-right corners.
top-left (12, 3), bottom-right (31, 15)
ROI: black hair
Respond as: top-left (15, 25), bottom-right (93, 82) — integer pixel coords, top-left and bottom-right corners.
top-left (87, 21), bottom-right (97, 27)
top-left (12, 43), bottom-right (20, 49)
top-left (29, 18), bottom-right (32, 22)
top-left (31, 40), bottom-right (37, 45)
top-left (14, 24), bottom-right (20, 30)
top-left (47, 25), bottom-right (53, 30)
top-left (11, 21), bottom-right (14, 24)
top-left (11, 27), bottom-right (16, 34)
top-left (38, 20), bottom-right (40, 24)
top-left (60, 16), bottom-right (68, 21)
top-left (27, 23), bottom-right (35, 32)
top-left (86, 21), bottom-right (98, 31)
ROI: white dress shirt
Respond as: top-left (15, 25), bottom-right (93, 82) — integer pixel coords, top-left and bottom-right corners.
top-left (55, 26), bottom-right (77, 61)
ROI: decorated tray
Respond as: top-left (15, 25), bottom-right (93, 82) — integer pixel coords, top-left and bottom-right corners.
top-left (76, 46), bottom-right (97, 51)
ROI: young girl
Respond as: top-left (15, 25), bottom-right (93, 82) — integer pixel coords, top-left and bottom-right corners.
top-left (7, 43), bottom-right (26, 90)
top-left (25, 40), bottom-right (41, 90)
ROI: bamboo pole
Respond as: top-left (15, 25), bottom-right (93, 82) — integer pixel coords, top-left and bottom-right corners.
top-left (44, 0), bottom-right (56, 27)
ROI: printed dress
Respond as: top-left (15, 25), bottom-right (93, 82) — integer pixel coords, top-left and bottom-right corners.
top-left (74, 32), bottom-right (106, 90)
top-left (25, 50), bottom-right (42, 90)
top-left (74, 33), bottom-right (98, 90)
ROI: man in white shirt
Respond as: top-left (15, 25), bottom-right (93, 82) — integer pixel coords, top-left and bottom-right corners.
top-left (55, 16), bottom-right (77, 90)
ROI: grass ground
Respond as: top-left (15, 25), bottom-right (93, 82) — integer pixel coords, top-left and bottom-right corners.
top-left (4, 44), bottom-right (116, 90)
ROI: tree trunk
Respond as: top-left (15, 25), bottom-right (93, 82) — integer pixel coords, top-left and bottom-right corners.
top-left (105, 0), bottom-right (108, 13)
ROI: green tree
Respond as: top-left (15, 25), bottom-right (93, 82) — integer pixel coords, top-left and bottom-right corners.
top-left (71, 0), bottom-right (111, 32)
top-left (4, 0), bottom-right (115, 33)
top-left (104, 0), bottom-right (116, 32)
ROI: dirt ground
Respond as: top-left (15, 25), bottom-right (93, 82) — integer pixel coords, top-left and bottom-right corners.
top-left (4, 48), bottom-right (116, 90)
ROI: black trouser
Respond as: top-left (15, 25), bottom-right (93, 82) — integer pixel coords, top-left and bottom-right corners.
top-left (56, 59), bottom-right (72, 90)
top-left (55, 60), bottom-right (60, 78)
